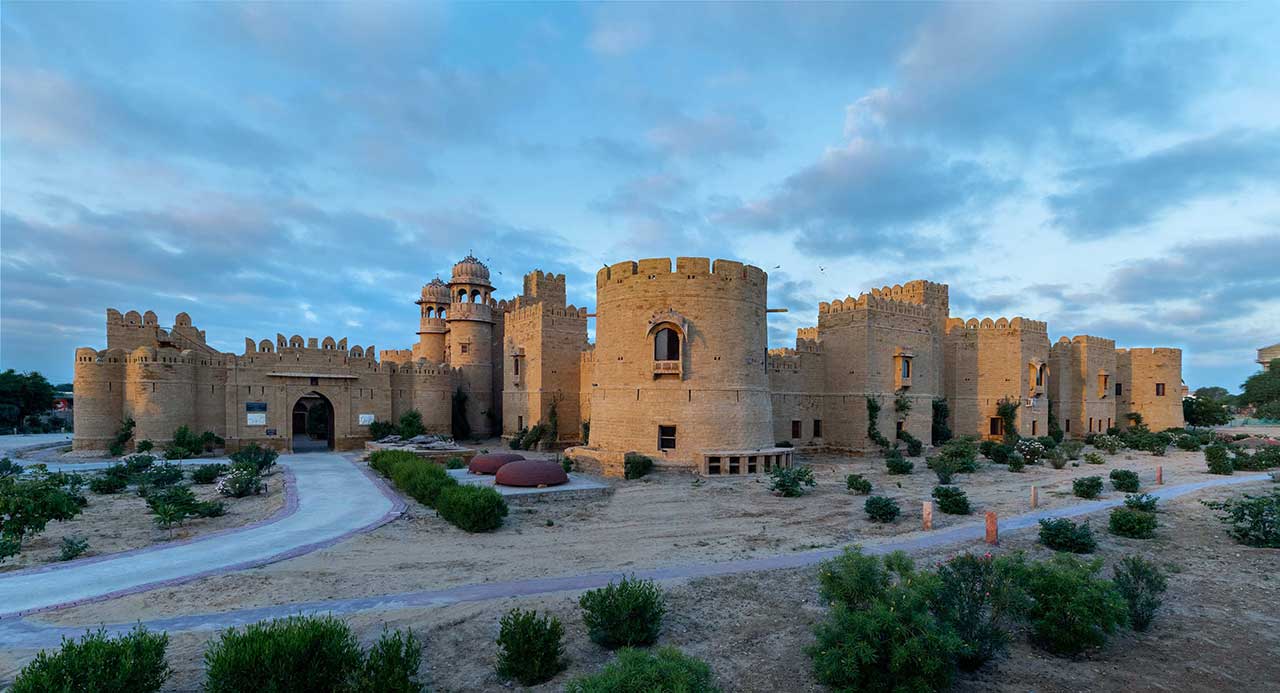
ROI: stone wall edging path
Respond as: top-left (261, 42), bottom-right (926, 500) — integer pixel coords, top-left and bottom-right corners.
top-left (0, 472), bottom-right (1269, 650)
top-left (0, 452), bottom-right (402, 620)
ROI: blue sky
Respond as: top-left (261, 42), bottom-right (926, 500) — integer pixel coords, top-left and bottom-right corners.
top-left (2, 2), bottom-right (1277, 390)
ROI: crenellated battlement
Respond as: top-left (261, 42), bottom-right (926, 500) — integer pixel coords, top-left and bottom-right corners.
top-left (1068, 335), bottom-right (1116, 350)
top-left (238, 333), bottom-right (375, 359)
top-left (522, 269), bottom-right (568, 307)
top-left (819, 292), bottom-right (931, 319)
top-left (767, 348), bottom-right (804, 371)
top-left (867, 280), bottom-right (949, 308)
top-left (1116, 347), bottom-right (1182, 358)
top-left (595, 257), bottom-right (767, 292)
top-left (945, 316), bottom-right (1048, 335)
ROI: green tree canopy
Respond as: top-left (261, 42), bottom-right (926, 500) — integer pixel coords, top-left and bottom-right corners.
top-left (0, 370), bottom-right (56, 429)
top-left (1239, 360), bottom-right (1280, 408)
top-left (1184, 396), bottom-right (1231, 426)
top-left (1193, 386), bottom-right (1232, 404)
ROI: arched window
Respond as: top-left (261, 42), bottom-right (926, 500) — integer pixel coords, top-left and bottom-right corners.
top-left (654, 327), bottom-right (680, 361)
top-left (425, 306), bottom-right (434, 318)
top-left (458, 289), bottom-right (467, 302)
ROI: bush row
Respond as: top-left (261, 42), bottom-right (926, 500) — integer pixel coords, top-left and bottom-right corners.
top-left (368, 450), bottom-right (507, 532)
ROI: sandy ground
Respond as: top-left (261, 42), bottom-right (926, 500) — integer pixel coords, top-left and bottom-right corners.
top-left (0, 471), bottom-right (286, 573)
top-left (4, 443), bottom-right (1277, 691)
top-left (4, 472), bottom-right (1274, 691)
top-left (29, 446), bottom-right (1227, 623)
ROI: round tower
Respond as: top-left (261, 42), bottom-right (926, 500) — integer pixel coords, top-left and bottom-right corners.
top-left (125, 346), bottom-right (196, 444)
top-left (588, 257), bottom-right (775, 467)
top-left (446, 255), bottom-right (495, 438)
top-left (72, 347), bottom-right (125, 451)
top-left (414, 276), bottom-right (450, 362)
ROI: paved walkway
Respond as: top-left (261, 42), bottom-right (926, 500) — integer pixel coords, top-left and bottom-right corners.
top-left (0, 472), bottom-right (1269, 649)
top-left (0, 452), bottom-right (402, 620)
top-left (0, 433), bottom-right (72, 456)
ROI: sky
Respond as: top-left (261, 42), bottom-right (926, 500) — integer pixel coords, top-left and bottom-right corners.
top-left (2, 2), bottom-right (1278, 391)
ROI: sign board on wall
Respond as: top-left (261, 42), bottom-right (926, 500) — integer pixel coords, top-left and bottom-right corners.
top-left (265, 429), bottom-right (277, 436)
top-left (246, 412), bottom-right (267, 426)
top-left (246, 402), bottom-right (268, 412)
top-left (358, 413), bottom-right (374, 426)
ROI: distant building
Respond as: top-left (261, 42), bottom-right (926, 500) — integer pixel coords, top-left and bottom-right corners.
top-left (1259, 343), bottom-right (1280, 371)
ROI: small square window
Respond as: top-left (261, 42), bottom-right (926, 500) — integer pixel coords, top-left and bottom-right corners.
top-left (461, 344), bottom-right (469, 354)
top-left (658, 425), bottom-right (677, 450)
top-left (310, 377), bottom-right (319, 386)
top-left (1156, 383), bottom-right (1166, 396)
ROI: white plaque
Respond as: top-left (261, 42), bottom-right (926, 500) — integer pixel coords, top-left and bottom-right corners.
top-left (246, 412), bottom-right (267, 426)
top-left (359, 413), bottom-right (375, 426)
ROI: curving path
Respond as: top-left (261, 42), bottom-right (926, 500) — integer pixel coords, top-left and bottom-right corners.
top-left (0, 472), bottom-right (1269, 650)
top-left (0, 452), bottom-right (402, 620)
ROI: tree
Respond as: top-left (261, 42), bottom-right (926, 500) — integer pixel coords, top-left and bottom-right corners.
top-left (1240, 360), bottom-right (1280, 409)
top-left (1184, 397), bottom-right (1230, 427)
top-left (1193, 386), bottom-right (1232, 405)
top-left (0, 370), bottom-right (56, 431)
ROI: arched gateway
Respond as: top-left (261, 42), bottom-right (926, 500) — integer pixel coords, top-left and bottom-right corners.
top-left (291, 391), bottom-right (335, 452)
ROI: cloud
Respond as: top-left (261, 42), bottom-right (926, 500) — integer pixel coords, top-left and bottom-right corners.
top-left (645, 109), bottom-right (775, 161)
top-left (721, 139), bottom-right (1013, 258)
top-left (1047, 129), bottom-right (1280, 236)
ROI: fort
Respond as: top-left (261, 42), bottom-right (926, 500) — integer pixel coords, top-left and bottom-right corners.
top-left (73, 255), bottom-right (1184, 470)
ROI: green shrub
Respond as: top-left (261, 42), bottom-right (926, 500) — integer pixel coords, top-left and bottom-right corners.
top-left (934, 552), bottom-right (1020, 671)
top-left (1015, 554), bottom-right (1128, 655)
top-left (1038, 518), bottom-right (1097, 553)
top-left (445, 456), bottom-right (466, 470)
top-left (216, 467), bottom-right (263, 498)
top-left (817, 547), bottom-right (890, 608)
top-left (0, 458), bottom-right (22, 478)
top-left (145, 484), bottom-right (199, 519)
top-left (108, 441), bottom-right (126, 457)
top-left (932, 398), bottom-right (953, 444)
top-left (1, 468), bottom-right (85, 562)
top-left (142, 462), bottom-right (184, 487)
top-left (624, 453), bottom-right (653, 480)
top-left (1202, 490), bottom-right (1280, 547)
top-left (1037, 435), bottom-right (1059, 450)
top-left (196, 500), bottom-right (226, 518)
top-left (398, 410), bottom-right (427, 439)
top-left (90, 473), bottom-right (128, 494)
top-left (12, 626), bottom-right (170, 693)
top-left (371, 451), bottom-right (458, 509)
top-left (897, 429), bottom-right (923, 456)
top-left (495, 608), bottom-right (566, 686)
top-left (1073, 476), bottom-right (1103, 499)
top-left (436, 484), bottom-right (508, 532)
top-left (930, 454), bottom-right (959, 484)
top-left (1109, 469), bottom-right (1140, 492)
top-left (775, 440), bottom-right (793, 448)
top-left (1109, 507), bottom-right (1157, 539)
top-left (1174, 434), bottom-right (1202, 452)
top-left (352, 627), bottom-right (425, 693)
top-left (579, 576), bottom-right (665, 649)
top-left (1061, 440), bottom-right (1085, 460)
top-left (1015, 439), bottom-right (1047, 465)
top-left (229, 444), bottom-right (278, 475)
top-left (864, 496), bottom-right (900, 523)
top-left (1047, 449), bottom-right (1069, 469)
top-left (939, 437), bottom-right (979, 473)
top-left (768, 465), bottom-right (815, 497)
top-left (1124, 493), bottom-right (1159, 513)
top-left (1093, 435), bottom-right (1124, 454)
top-left (1235, 445), bottom-right (1280, 471)
top-left (165, 425), bottom-right (205, 459)
top-left (932, 486), bottom-right (972, 515)
top-left (885, 448), bottom-right (913, 475)
top-left (560, 456), bottom-right (573, 473)
top-left (1006, 451), bottom-right (1025, 472)
top-left (135, 439), bottom-right (154, 453)
top-left (58, 535), bottom-right (89, 561)
top-left (368, 419), bottom-right (398, 440)
top-left (509, 426), bottom-right (529, 450)
top-left (124, 454), bottom-right (155, 474)
top-left (1112, 556), bottom-right (1168, 631)
top-left (978, 440), bottom-right (998, 459)
top-left (191, 463), bottom-right (228, 485)
top-left (1205, 444), bottom-right (1233, 475)
top-left (808, 574), bottom-right (961, 692)
top-left (203, 615), bottom-right (362, 693)
top-left (566, 647), bottom-right (717, 693)
top-left (845, 473), bottom-right (872, 494)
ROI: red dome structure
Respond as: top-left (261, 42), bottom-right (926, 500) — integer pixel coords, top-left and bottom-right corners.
top-left (468, 452), bottom-right (524, 475)
top-left (495, 460), bottom-right (570, 488)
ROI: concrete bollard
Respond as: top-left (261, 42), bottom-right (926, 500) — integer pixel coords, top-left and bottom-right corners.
top-left (1030, 485), bottom-right (1039, 509)
top-left (923, 501), bottom-right (934, 531)
top-left (1156, 465), bottom-right (1163, 485)
top-left (985, 511), bottom-right (999, 545)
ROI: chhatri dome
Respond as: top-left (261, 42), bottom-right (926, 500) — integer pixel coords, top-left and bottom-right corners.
top-left (418, 276), bottom-right (451, 303)
top-left (450, 254), bottom-right (491, 285)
